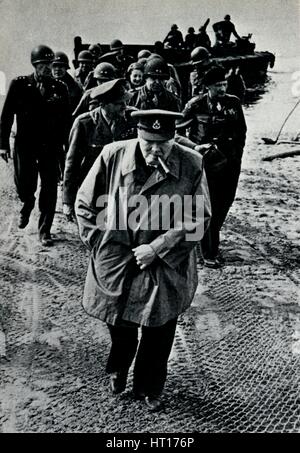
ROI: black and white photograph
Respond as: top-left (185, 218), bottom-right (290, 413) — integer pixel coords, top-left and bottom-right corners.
top-left (0, 0), bottom-right (299, 436)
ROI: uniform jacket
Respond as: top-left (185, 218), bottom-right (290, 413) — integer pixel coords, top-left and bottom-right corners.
top-left (74, 68), bottom-right (90, 91)
top-left (182, 93), bottom-right (247, 165)
top-left (0, 73), bottom-right (70, 150)
top-left (60, 72), bottom-right (83, 113)
top-left (75, 139), bottom-right (211, 327)
top-left (63, 107), bottom-right (137, 205)
top-left (129, 85), bottom-right (180, 112)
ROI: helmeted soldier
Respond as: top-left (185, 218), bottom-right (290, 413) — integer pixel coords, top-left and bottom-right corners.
top-left (72, 62), bottom-right (117, 118)
top-left (88, 43), bottom-right (103, 65)
top-left (74, 50), bottom-right (94, 90)
top-left (185, 27), bottom-right (197, 51)
top-left (213, 14), bottom-right (241, 46)
top-left (63, 78), bottom-right (136, 220)
top-left (163, 24), bottom-right (184, 50)
top-left (52, 51), bottom-right (83, 113)
top-left (0, 45), bottom-right (70, 246)
top-left (189, 46), bottom-right (213, 97)
top-left (99, 39), bottom-right (135, 78)
top-left (129, 57), bottom-right (180, 111)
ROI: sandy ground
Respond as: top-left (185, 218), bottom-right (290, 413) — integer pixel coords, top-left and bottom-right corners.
top-left (0, 70), bottom-right (299, 433)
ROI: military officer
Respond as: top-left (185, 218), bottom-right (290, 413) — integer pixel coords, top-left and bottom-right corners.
top-left (0, 45), bottom-right (70, 246)
top-left (189, 46), bottom-right (213, 97)
top-left (181, 66), bottom-right (247, 267)
top-left (75, 109), bottom-right (211, 411)
top-left (63, 78), bottom-right (136, 219)
top-left (99, 39), bottom-right (135, 78)
top-left (74, 50), bottom-right (94, 90)
top-left (51, 51), bottom-right (83, 113)
top-left (129, 58), bottom-right (180, 111)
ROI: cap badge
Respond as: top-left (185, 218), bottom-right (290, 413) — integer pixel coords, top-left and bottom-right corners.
top-left (152, 120), bottom-right (161, 130)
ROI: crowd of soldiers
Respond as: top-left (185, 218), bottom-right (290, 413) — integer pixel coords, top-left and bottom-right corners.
top-left (163, 15), bottom-right (241, 51)
top-left (0, 22), bottom-right (247, 412)
top-left (0, 29), bottom-right (246, 266)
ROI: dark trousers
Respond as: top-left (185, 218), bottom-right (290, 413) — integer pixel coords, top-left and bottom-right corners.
top-left (106, 318), bottom-right (178, 398)
top-left (13, 144), bottom-right (59, 237)
top-left (201, 165), bottom-right (241, 259)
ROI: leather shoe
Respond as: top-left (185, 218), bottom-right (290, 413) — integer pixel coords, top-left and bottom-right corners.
top-left (40, 234), bottom-right (53, 247)
top-left (132, 389), bottom-right (146, 400)
top-left (203, 258), bottom-right (222, 269)
top-left (18, 214), bottom-right (30, 229)
top-left (144, 396), bottom-right (163, 412)
top-left (110, 371), bottom-right (128, 394)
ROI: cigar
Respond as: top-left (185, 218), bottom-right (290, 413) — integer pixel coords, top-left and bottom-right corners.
top-left (158, 156), bottom-right (170, 174)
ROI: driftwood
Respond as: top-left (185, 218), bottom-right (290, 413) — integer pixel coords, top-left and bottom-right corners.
top-left (262, 149), bottom-right (300, 161)
top-left (276, 140), bottom-right (300, 145)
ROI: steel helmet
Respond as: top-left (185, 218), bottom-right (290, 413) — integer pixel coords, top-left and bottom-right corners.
top-left (144, 57), bottom-right (169, 79)
top-left (171, 24), bottom-right (178, 30)
top-left (190, 46), bottom-right (210, 65)
top-left (188, 27), bottom-right (195, 33)
top-left (137, 49), bottom-right (151, 59)
top-left (31, 45), bottom-right (54, 65)
top-left (127, 62), bottom-right (144, 74)
top-left (93, 62), bottom-right (116, 81)
top-left (77, 50), bottom-right (94, 63)
top-left (88, 43), bottom-right (102, 56)
top-left (52, 51), bottom-right (70, 68)
top-left (110, 39), bottom-right (124, 51)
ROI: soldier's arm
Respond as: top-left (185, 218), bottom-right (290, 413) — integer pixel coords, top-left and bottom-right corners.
top-left (0, 78), bottom-right (18, 151)
top-left (232, 25), bottom-right (240, 39)
top-left (75, 150), bottom-right (108, 250)
top-left (63, 118), bottom-right (87, 207)
top-left (235, 98), bottom-right (247, 149)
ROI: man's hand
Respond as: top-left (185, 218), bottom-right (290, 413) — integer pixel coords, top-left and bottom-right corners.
top-left (0, 149), bottom-right (10, 163)
top-left (132, 244), bottom-right (156, 270)
top-left (63, 203), bottom-right (74, 222)
top-left (194, 143), bottom-right (212, 154)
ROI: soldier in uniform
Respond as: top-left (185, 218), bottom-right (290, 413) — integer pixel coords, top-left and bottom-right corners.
top-left (51, 51), bottom-right (83, 113)
top-left (185, 27), bottom-right (197, 51)
top-left (189, 46), bottom-right (213, 97)
top-left (99, 39), bottom-right (135, 78)
top-left (0, 45), bottom-right (70, 246)
top-left (163, 24), bottom-right (184, 50)
top-left (63, 78), bottom-right (136, 220)
top-left (74, 50), bottom-right (94, 90)
top-left (213, 15), bottom-right (241, 46)
top-left (129, 58), bottom-right (180, 111)
top-left (72, 62), bottom-right (117, 119)
top-left (88, 43), bottom-right (103, 66)
top-left (75, 109), bottom-right (211, 411)
top-left (180, 66), bottom-right (247, 267)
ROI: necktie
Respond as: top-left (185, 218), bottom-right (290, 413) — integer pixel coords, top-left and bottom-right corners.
top-left (37, 80), bottom-right (45, 96)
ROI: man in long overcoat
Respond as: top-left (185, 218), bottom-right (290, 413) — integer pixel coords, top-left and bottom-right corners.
top-left (75, 109), bottom-right (211, 411)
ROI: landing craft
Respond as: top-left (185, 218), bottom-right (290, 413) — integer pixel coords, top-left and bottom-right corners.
top-left (73, 34), bottom-right (275, 103)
